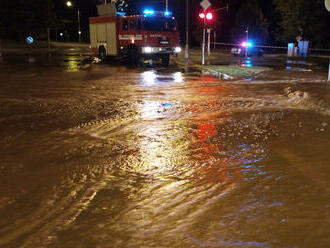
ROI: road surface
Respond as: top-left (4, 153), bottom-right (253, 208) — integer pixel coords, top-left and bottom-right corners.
top-left (0, 54), bottom-right (330, 248)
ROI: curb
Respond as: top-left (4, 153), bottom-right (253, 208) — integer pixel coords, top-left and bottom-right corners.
top-left (201, 68), bottom-right (234, 79)
top-left (1, 49), bottom-right (93, 56)
top-left (175, 59), bottom-right (234, 79)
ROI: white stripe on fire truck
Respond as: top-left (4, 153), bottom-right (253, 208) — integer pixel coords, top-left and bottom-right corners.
top-left (118, 35), bottom-right (143, 40)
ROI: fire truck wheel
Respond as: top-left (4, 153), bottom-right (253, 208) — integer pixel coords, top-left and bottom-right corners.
top-left (128, 46), bottom-right (139, 66)
top-left (98, 46), bottom-right (106, 60)
top-left (161, 55), bottom-right (170, 67)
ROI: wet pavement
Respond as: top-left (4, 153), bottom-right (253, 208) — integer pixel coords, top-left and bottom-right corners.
top-left (1, 54), bottom-right (330, 248)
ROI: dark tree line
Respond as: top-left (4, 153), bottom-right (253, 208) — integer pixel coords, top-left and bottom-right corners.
top-left (274, 0), bottom-right (330, 47)
top-left (188, 0), bottom-right (330, 47)
top-left (0, 0), bottom-right (330, 47)
top-left (0, 0), bottom-right (59, 40)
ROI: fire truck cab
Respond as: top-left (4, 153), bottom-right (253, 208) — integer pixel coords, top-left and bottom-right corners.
top-left (89, 4), bottom-right (181, 66)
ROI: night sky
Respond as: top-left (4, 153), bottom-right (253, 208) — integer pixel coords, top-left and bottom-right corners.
top-left (1, 0), bottom-right (330, 47)
top-left (55, 0), bottom-right (229, 44)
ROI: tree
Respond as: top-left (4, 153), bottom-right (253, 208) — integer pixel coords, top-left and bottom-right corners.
top-left (274, 0), bottom-right (330, 47)
top-left (231, 0), bottom-right (269, 44)
top-left (0, 0), bottom-right (59, 40)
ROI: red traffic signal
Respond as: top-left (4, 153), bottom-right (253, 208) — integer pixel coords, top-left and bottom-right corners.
top-left (199, 12), bottom-right (213, 20)
top-left (206, 12), bottom-right (213, 20)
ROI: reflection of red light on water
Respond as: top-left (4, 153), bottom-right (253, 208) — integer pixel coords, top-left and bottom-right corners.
top-left (200, 76), bottom-right (217, 82)
top-left (197, 123), bottom-right (216, 141)
top-left (207, 100), bottom-right (217, 106)
top-left (197, 87), bottom-right (223, 94)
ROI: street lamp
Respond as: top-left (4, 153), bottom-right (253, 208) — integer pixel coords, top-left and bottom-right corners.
top-left (66, 1), bottom-right (81, 43)
top-left (245, 26), bottom-right (249, 58)
top-left (185, 0), bottom-right (189, 59)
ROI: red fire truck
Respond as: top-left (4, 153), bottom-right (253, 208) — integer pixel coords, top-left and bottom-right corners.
top-left (89, 5), bottom-right (181, 66)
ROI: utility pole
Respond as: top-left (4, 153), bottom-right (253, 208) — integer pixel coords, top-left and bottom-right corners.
top-left (67, 1), bottom-right (82, 43)
top-left (47, 28), bottom-right (51, 50)
top-left (328, 61), bottom-right (330, 81)
top-left (325, 0), bottom-right (330, 81)
top-left (47, 1), bottom-right (51, 51)
top-left (245, 26), bottom-right (248, 58)
top-left (78, 9), bottom-right (81, 43)
top-left (166, 0), bottom-right (168, 10)
top-left (185, 0), bottom-right (189, 59)
top-left (214, 30), bottom-right (216, 49)
top-left (0, 39), bottom-right (2, 57)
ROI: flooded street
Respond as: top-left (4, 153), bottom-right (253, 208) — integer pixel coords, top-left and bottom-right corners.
top-left (1, 54), bottom-right (330, 248)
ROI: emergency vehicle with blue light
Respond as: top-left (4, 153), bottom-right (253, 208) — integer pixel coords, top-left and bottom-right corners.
top-left (89, 4), bottom-right (181, 66)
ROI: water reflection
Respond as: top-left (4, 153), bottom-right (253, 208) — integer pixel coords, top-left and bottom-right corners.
top-left (2, 63), bottom-right (330, 247)
top-left (66, 56), bottom-right (80, 72)
top-left (140, 100), bottom-right (163, 119)
top-left (141, 71), bottom-right (184, 86)
top-left (241, 58), bottom-right (253, 68)
top-left (173, 72), bottom-right (184, 83)
top-left (142, 70), bottom-right (157, 86)
top-left (286, 60), bottom-right (312, 72)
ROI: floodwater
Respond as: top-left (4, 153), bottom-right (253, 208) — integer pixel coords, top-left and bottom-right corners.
top-left (0, 54), bottom-right (330, 248)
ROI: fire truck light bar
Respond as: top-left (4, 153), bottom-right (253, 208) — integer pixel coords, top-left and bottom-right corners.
top-left (143, 9), bottom-right (172, 17)
top-left (143, 9), bottom-right (155, 15)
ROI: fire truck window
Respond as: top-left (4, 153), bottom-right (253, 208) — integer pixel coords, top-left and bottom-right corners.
top-left (129, 20), bottom-right (136, 30)
top-left (143, 17), bottom-right (177, 31)
top-left (122, 20), bottom-right (128, 30)
top-left (137, 19), bottom-right (142, 30)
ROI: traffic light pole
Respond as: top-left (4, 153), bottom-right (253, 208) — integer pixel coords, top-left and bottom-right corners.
top-left (202, 18), bottom-right (206, 65)
top-left (207, 30), bottom-right (210, 56)
top-left (245, 26), bottom-right (248, 58)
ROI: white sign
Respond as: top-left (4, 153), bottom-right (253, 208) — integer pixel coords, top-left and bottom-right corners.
top-left (326, 0), bottom-right (330, 12)
top-left (200, 0), bottom-right (211, 11)
top-left (118, 35), bottom-right (142, 40)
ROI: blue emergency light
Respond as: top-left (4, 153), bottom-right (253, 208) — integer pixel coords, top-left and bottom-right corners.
top-left (143, 9), bottom-right (155, 15)
top-left (143, 9), bottom-right (172, 17)
top-left (241, 41), bottom-right (253, 47)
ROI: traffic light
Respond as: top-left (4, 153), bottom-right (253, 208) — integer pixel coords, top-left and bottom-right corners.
top-left (206, 12), bottom-right (213, 20)
top-left (199, 12), bottom-right (213, 21)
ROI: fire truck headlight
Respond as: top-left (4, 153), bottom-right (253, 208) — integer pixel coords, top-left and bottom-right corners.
top-left (174, 47), bottom-right (182, 53)
top-left (144, 47), bottom-right (153, 53)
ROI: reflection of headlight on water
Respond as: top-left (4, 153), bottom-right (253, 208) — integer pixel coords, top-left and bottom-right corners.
top-left (173, 72), bottom-right (183, 83)
top-left (140, 101), bottom-right (161, 119)
top-left (142, 71), bottom-right (157, 85)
